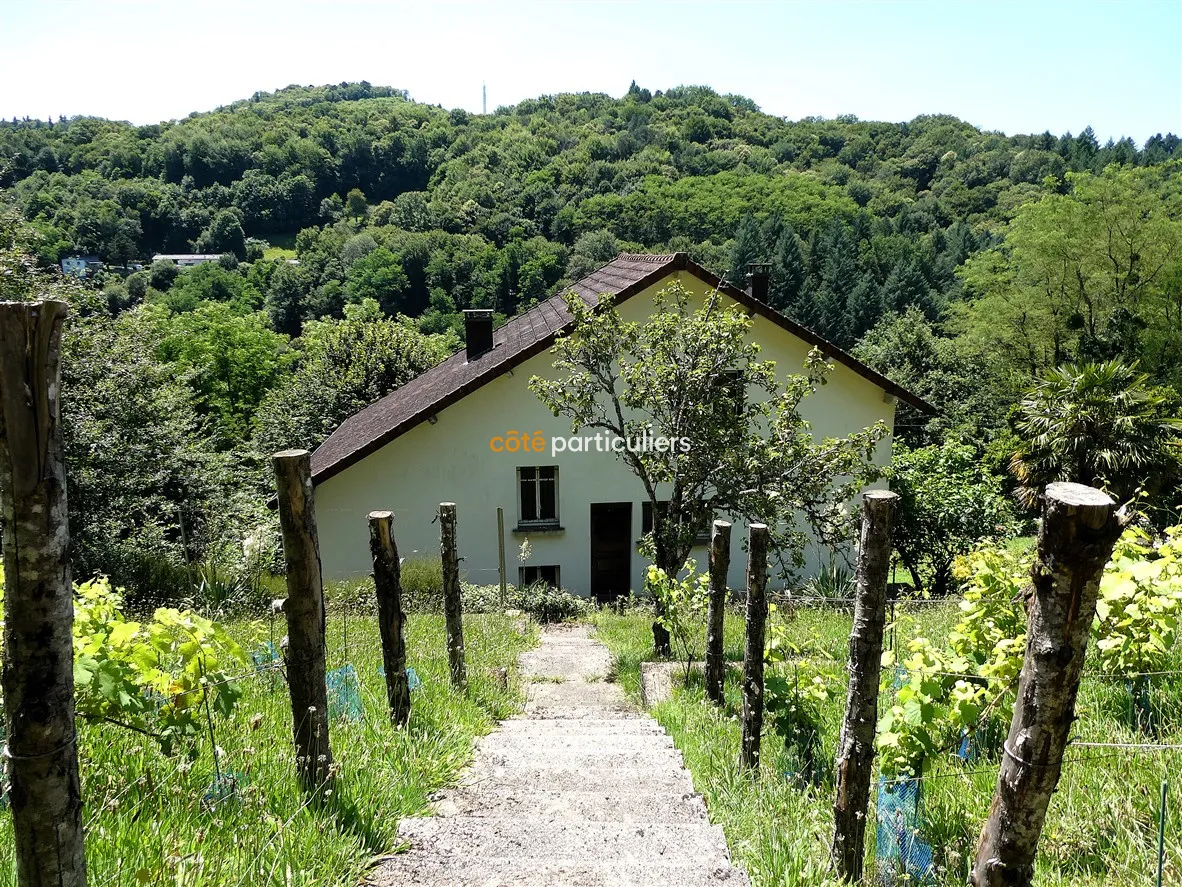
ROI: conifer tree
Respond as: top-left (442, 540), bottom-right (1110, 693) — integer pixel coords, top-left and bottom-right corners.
top-left (727, 213), bottom-right (763, 288)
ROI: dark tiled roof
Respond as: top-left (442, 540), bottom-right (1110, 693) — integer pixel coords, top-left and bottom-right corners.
top-left (310, 253), bottom-right (931, 484)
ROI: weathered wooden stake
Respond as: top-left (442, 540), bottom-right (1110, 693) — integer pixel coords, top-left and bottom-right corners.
top-left (705, 519), bottom-right (732, 706)
top-left (497, 505), bottom-right (507, 608)
top-left (368, 511), bottom-right (410, 728)
top-left (970, 482), bottom-right (1126, 887)
top-left (272, 449), bottom-right (334, 795)
top-left (832, 489), bottom-right (899, 883)
top-left (740, 522), bottom-right (769, 773)
top-left (0, 300), bottom-right (87, 887)
top-left (440, 502), bottom-right (467, 689)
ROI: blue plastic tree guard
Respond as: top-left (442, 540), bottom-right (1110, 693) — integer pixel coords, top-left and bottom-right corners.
top-left (876, 774), bottom-right (935, 886)
top-left (377, 664), bottom-right (423, 691)
top-left (326, 663), bottom-right (363, 721)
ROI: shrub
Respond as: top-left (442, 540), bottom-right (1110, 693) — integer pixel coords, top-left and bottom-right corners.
top-left (401, 557), bottom-right (444, 611)
top-left (459, 581), bottom-right (590, 623)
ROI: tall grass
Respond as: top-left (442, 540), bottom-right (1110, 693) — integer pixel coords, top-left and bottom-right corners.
top-left (593, 604), bottom-right (1182, 887)
top-left (0, 599), bottom-right (535, 887)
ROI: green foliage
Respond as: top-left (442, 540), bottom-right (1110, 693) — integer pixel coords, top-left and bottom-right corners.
top-left (461, 581), bottom-right (591, 623)
top-left (645, 560), bottom-right (711, 672)
top-left (0, 572), bottom-right (247, 756)
top-left (1008, 360), bottom-right (1182, 509)
top-left (890, 441), bottom-right (1019, 596)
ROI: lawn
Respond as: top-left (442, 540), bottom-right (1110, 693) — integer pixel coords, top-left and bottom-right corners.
top-left (0, 599), bottom-right (535, 887)
top-left (593, 602), bottom-right (1182, 887)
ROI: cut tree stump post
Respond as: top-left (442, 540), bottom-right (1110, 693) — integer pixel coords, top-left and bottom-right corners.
top-left (369, 511), bottom-right (410, 728)
top-left (272, 449), bottom-right (334, 795)
top-left (0, 300), bottom-right (87, 887)
top-left (440, 502), bottom-right (467, 689)
top-left (740, 522), bottom-right (769, 773)
top-left (970, 482), bottom-right (1126, 887)
top-left (705, 519), bottom-right (732, 706)
top-left (832, 489), bottom-right (898, 883)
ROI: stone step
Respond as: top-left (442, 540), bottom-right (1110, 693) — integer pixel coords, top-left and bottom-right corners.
top-left (457, 763), bottom-right (696, 794)
top-left (430, 786), bottom-right (711, 823)
top-left (394, 816), bottom-right (734, 865)
top-left (473, 744), bottom-right (687, 771)
top-left (366, 856), bottom-right (750, 886)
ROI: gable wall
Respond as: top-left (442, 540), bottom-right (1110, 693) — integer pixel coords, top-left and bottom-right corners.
top-left (315, 271), bottom-right (895, 594)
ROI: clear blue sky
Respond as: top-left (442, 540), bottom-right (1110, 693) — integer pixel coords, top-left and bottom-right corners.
top-left (1, 0), bottom-right (1178, 142)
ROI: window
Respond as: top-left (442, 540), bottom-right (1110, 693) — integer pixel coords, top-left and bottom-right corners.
top-left (520, 564), bottom-right (561, 588)
top-left (642, 501), bottom-right (712, 544)
top-left (518, 466), bottom-right (559, 525)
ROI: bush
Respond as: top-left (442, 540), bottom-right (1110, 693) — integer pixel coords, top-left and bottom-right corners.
top-left (401, 557), bottom-right (444, 611)
top-left (459, 581), bottom-right (590, 623)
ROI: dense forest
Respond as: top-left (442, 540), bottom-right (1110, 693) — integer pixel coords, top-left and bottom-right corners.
top-left (2, 81), bottom-right (1180, 599)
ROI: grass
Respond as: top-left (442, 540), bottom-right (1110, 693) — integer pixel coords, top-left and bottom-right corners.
top-left (0, 588), bottom-right (536, 887)
top-left (592, 603), bottom-right (1182, 887)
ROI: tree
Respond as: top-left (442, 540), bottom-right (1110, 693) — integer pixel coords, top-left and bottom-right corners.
top-left (530, 282), bottom-right (886, 654)
top-left (1008, 360), bottom-right (1182, 509)
top-left (346, 245), bottom-right (410, 314)
top-left (768, 223), bottom-right (807, 316)
top-left (890, 441), bottom-right (1017, 596)
top-left (253, 299), bottom-right (452, 454)
top-left (195, 208), bottom-right (247, 260)
top-left (266, 261), bottom-right (310, 337)
top-left (726, 213), bottom-right (762, 288)
top-left (345, 187), bottom-right (368, 219)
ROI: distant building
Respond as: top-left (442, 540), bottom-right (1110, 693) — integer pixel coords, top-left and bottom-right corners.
top-left (151, 253), bottom-right (222, 268)
top-left (60, 255), bottom-right (102, 277)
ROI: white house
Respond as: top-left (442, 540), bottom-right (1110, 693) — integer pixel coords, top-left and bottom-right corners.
top-left (311, 253), bottom-right (930, 597)
top-left (60, 255), bottom-right (102, 277)
top-left (151, 253), bottom-right (222, 267)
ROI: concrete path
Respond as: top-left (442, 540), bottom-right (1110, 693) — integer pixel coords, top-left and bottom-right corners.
top-left (366, 624), bottom-right (749, 886)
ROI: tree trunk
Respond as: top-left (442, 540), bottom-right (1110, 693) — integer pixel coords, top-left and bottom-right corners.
top-left (832, 490), bottom-right (898, 883)
top-left (272, 449), bottom-right (334, 796)
top-left (705, 519), bottom-right (732, 705)
top-left (740, 522), bottom-right (769, 773)
top-left (970, 482), bottom-right (1126, 887)
top-left (439, 502), bottom-right (467, 690)
top-left (652, 543), bottom-right (676, 657)
top-left (0, 300), bottom-right (87, 887)
top-left (368, 511), bottom-right (410, 728)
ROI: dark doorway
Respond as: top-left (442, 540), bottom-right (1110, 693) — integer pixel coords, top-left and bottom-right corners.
top-left (590, 502), bottom-right (632, 602)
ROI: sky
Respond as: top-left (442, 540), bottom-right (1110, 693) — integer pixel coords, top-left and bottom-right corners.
top-left (1, 0), bottom-right (1179, 143)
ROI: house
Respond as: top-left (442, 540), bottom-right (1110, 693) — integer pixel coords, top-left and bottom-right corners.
top-left (151, 253), bottom-right (222, 267)
top-left (60, 255), bottom-right (102, 277)
top-left (311, 253), bottom-right (930, 598)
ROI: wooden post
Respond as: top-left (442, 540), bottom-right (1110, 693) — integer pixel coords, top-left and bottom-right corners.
top-left (832, 490), bottom-right (898, 883)
top-left (740, 522), bottom-right (769, 773)
top-left (369, 511), bottom-right (410, 728)
top-left (497, 505), bottom-right (507, 608)
top-left (440, 502), bottom-right (467, 689)
top-left (272, 449), bottom-right (334, 795)
top-left (705, 519), bottom-right (732, 706)
top-left (0, 300), bottom-right (87, 887)
top-left (970, 483), bottom-right (1126, 887)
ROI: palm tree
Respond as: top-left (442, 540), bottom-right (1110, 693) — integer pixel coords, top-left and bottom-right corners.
top-left (1009, 361), bottom-right (1182, 508)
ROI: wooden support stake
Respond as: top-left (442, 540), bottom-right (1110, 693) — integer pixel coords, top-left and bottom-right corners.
top-left (705, 519), bottom-right (732, 706)
top-left (0, 300), bottom-right (87, 887)
top-left (369, 511), bottom-right (410, 728)
top-left (440, 502), bottom-right (467, 689)
top-left (832, 490), bottom-right (898, 883)
top-left (272, 449), bottom-right (334, 795)
top-left (497, 505), bottom-right (507, 608)
top-left (970, 482), bottom-right (1126, 887)
top-left (740, 522), bottom-right (769, 773)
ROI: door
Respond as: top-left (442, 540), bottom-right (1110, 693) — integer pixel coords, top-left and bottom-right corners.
top-left (590, 502), bottom-right (632, 602)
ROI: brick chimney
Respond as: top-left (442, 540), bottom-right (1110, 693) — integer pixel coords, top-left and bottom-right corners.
top-left (746, 262), bottom-right (771, 303)
top-left (464, 309), bottom-right (494, 361)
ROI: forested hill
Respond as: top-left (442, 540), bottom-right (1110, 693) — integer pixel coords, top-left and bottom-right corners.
top-left (4, 82), bottom-right (1179, 338)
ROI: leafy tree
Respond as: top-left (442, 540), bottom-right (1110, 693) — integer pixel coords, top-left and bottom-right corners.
top-left (345, 187), bottom-right (368, 219)
top-left (253, 300), bottom-right (452, 454)
top-left (195, 208), bottom-right (247, 259)
top-left (265, 261), bottom-right (310, 337)
top-left (890, 441), bottom-right (1018, 596)
top-left (346, 245), bottom-right (410, 313)
top-left (1008, 360), bottom-right (1182, 509)
top-left (530, 282), bottom-right (886, 654)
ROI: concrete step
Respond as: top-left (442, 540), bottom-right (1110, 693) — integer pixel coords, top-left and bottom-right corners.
top-left (525, 681), bottom-right (631, 712)
top-left (495, 717), bottom-right (667, 735)
top-left (366, 856), bottom-right (750, 886)
top-left (431, 786), bottom-right (711, 823)
top-left (457, 763), bottom-right (697, 794)
top-left (477, 731), bottom-right (678, 756)
top-left (473, 744), bottom-right (687, 772)
top-left (395, 816), bottom-right (733, 865)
